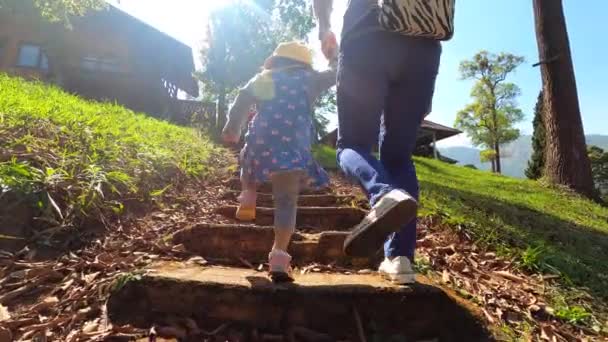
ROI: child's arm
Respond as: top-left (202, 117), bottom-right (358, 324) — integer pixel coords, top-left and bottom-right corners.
top-left (310, 58), bottom-right (338, 101)
top-left (222, 88), bottom-right (256, 142)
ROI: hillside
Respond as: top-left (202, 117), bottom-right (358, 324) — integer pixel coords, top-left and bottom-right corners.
top-left (441, 135), bottom-right (608, 178)
top-left (0, 74), bottom-right (225, 250)
top-left (314, 146), bottom-right (608, 302)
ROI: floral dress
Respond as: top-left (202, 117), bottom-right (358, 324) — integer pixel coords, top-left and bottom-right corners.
top-left (240, 68), bottom-right (329, 189)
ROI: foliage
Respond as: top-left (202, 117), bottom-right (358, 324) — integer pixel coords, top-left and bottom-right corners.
top-left (480, 149), bottom-right (498, 173)
top-left (0, 74), bottom-right (223, 241)
top-left (479, 149), bottom-right (497, 163)
top-left (588, 145), bottom-right (608, 200)
top-left (197, 0), bottom-right (318, 133)
top-left (526, 91), bottom-right (546, 180)
top-left (313, 89), bottom-right (336, 141)
top-left (312, 144), bottom-right (337, 170)
top-left (0, 0), bottom-right (106, 26)
top-left (553, 300), bottom-right (593, 325)
top-left (456, 51), bottom-right (525, 173)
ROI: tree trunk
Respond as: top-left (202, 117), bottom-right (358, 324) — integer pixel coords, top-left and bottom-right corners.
top-left (216, 84), bottom-right (227, 136)
top-left (494, 142), bottom-right (502, 174)
top-left (533, 0), bottom-right (595, 198)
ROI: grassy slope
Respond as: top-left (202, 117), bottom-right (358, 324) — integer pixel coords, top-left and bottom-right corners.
top-left (315, 145), bottom-right (608, 300)
top-left (0, 74), bottom-right (223, 233)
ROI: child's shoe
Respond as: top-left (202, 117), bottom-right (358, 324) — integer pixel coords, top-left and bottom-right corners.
top-left (268, 249), bottom-right (294, 283)
top-left (236, 205), bottom-right (256, 221)
top-left (236, 190), bottom-right (256, 222)
top-left (378, 256), bottom-right (416, 285)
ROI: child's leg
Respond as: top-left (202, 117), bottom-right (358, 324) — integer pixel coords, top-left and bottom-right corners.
top-left (236, 169), bottom-right (257, 221)
top-left (268, 171), bottom-right (302, 281)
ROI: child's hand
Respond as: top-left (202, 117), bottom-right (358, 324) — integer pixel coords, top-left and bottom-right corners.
top-left (320, 31), bottom-right (338, 61)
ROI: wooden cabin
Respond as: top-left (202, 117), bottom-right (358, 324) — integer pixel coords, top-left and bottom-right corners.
top-left (0, 5), bottom-right (198, 118)
top-left (321, 120), bottom-right (462, 162)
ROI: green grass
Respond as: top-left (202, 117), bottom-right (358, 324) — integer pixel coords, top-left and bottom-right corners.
top-left (314, 148), bottom-right (608, 301)
top-left (0, 74), bottom-right (223, 238)
top-left (313, 144), bottom-right (338, 170)
top-left (416, 157), bottom-right (608, 301)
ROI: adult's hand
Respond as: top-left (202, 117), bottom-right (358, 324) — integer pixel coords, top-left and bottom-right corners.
top-left (320, 30), bottom-right (338, 61)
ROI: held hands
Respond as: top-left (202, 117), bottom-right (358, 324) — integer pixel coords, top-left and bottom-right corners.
top-left (320, 31), bottom-right (338, 61)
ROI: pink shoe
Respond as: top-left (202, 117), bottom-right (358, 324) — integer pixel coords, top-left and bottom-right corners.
top-left (268, 250), bottom-right (294, 283)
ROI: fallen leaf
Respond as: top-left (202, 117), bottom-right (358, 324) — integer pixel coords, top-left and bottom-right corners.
top-left (83, 272), bottom-right (101, 284)
top-left (59, 278), bottom-right (75, 292)
top-left (83, 320), bottom-right (99, 334)
top-left (441, 270), bottom-right (450, 284)
top-left (481, 308), bottom-right (495, 324)
top-left (187, 256), bottom-right (208, 266)
top-left (493, 270), bottom-right (525, 283)
top-left (0, 305), bottom-right (10, 321)
top-left (540, 324), bottom-right (557, 342)
top-left (31, 296), bottom-right (59, 313)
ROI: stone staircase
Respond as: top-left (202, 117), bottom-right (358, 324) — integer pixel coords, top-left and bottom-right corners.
top-left (107, 175), bottom-right (490, 341)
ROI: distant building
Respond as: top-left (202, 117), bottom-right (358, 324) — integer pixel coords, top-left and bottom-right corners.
top-left (320, 120), bottom-right (461, 162)
top-left (0, 6), bottom-right (200, 121)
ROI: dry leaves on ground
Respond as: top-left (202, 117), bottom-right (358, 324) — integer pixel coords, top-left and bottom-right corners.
top-left (415, 218), bottom-right (606, 341)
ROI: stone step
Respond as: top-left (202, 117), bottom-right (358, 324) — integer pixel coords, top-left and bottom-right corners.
top-left (108, 263), bottom-right (489, 341)
top-left (225, 178), bottom-right (331, 195)
top-left (216, 206), bottom-right (366, 230)
top-left (222, 191), bottom-right (355, 207)
top-left (172, 223), bottom-right (372, 267)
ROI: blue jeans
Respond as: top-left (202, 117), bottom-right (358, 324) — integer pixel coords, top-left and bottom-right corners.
top-left (336, 32), bottom-right (441, 261)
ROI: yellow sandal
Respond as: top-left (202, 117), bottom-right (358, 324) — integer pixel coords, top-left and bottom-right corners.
top-left (236, 205), bottom-right (256, 221)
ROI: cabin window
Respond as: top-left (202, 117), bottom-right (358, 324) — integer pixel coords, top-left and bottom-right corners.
top-left (80, 56), bottom-right (121, 73)
top-left (16, 43), bottom-right (49, 71)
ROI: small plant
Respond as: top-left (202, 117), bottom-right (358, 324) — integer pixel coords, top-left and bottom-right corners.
top-left (555, 305), bottom-right (592, 325)
top-left (414, 255), bottom-right (432, 275)
top-left (111, 272), bottom-right (143, 292)
top-left (519, 245), bottom-right (547, 272)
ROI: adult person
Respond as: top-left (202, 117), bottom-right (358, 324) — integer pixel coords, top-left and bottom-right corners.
top-left (313, 0), bottom-right (453, 284)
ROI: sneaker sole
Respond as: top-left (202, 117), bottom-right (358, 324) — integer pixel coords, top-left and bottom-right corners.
top-left (343, 193), bottom-right (417, 257)
top-left (380, 271), bottom-right (416, 285)
top-left (269, 272), bottom-right (295, 283)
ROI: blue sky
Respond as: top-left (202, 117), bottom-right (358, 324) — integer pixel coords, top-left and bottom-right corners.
top-left (113, 0), bottom-right (607, 147)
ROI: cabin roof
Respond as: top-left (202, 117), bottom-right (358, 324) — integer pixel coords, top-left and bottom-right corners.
top-left (321, 120), bottom-right (461, 146)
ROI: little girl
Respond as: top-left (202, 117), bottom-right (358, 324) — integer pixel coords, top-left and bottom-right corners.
top-left (222, 41), bottom-right (337, 282)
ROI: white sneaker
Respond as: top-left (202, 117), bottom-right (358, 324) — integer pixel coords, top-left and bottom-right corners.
top-left (343, 189), bottom-right (417, 257)
top-left (268, 249), bottom-right (294, 283)
top-left (378, 257), bottom-right (416, 285)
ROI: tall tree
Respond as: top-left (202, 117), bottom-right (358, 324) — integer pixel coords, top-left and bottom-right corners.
top-left (456, 51), bottom-right (525, 173)
top-left (532, 0), bottom-right (595, 198)
top-left (525, 91), bottom-right (546, 180)
top-left (0, 0), bottom-right (106, 25)
top-left (480, 149), bottom-right (498, 173)
top-left (197, 0), bottom-right (315, 134)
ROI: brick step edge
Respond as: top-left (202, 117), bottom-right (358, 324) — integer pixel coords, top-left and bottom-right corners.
top-left (107, 263), bottom-right (490, 341)
top-left (216, 206), bottom-right (366, 230)
top-left (225, 178), bottom-right (331, 195)
top-left (222, 191), bottom-right (356, 207)
top-left (172, 223), bottom-right (373, 267)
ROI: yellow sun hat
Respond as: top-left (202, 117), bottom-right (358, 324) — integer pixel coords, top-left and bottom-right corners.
top-left (265, 41), bottom-right (313, 67)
